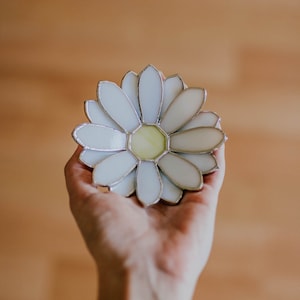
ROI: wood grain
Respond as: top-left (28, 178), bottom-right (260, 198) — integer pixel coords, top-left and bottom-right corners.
top-left (1, 1), bottom-right (299, 299)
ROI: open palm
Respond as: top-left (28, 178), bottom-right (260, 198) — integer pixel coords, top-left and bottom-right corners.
top-left (65, 145), bottom-right (225, 300)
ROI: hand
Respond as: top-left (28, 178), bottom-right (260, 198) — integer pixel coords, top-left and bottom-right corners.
top-left (64, 145), bottom-right (225, 300)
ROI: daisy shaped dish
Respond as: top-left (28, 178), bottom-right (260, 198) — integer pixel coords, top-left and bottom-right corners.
top-left (72, 65), bottom-right (226, 206)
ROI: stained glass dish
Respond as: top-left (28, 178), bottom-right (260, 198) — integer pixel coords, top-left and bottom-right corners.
top-left (72, 65), bottom-right (226, 206)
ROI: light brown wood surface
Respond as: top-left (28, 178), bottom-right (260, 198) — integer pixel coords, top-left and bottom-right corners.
top-left (1, 1), bottom-right (299, 299)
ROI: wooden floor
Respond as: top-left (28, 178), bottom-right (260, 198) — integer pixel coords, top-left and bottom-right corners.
top-left (1, 1), bottom-right (300, 299)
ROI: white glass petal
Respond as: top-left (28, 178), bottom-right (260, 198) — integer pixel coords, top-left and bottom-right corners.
top-left (93, 151), bottom-right (138, 186)
top-left (121, 71), bottom-right (141, 118)
top-left (158, 153), bottom-right (202, 190)
top-left (180, 153), bottom-right (218, 175)
top-left (170, 127), bottom-right (225, 153)
top-left (160, 88), bottom-right (206, 133)
top-left (110, 169), bottom-right (136, 197)
top-left (73, 124), bottom-right (126, 151)
top-left (160, 173), bottom-right (183, 204)
top-left (80, 149), bottom-right (118, 168)
top-left (98, 81), bottom-right (141, 132)
top-left (138, 65), bottom-right (163, 123)
top-left (85, 100), bottom-right (120, 129)
top-left (181, 111), bottom-right (220, 130)
top-left (160, 75), bottom-right (184, 117)
top-left (136, 161), bottom-right (162, 206)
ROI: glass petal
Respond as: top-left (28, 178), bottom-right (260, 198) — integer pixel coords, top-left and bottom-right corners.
top-left (121, 71), bottom-right (141, 118)
top-left (73, 123), bottom-right (126, 151)
top-left (136, 161), bottom-right (162, 206)
top-left (181, 111), bottom-right (220, 130)
top-left (170, 127), bottom-right (225, 153)
top-left (138, 65), bottom-right (163, 123)
top-left (98, 81), bottom-right (141, 132)
top-left (93, 151), bottom-right (138, 186)
top-left (180, 153), bottom-right (218, 174)
top-left (160, 88), bottom-right (207, 133)
top-left (110, 169), bottom-right (136, 197)
top-left (160, 173), bottom-right (183, 204)
top-left (158, 153), bottom-right (202, 190)
top-left (85, 100), bottom-right (120, 129)
top-left (160, 75), bottom-right (184, 117)
top-left (80, 149), bottom-right (118, 168)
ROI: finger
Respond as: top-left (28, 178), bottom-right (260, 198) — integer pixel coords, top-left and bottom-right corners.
top-left (203, 143), bottom-right (226, 192)
top-left (180, 143), bottom-right (226, 209)
top-left (64, 146), bottom-right (99, 200)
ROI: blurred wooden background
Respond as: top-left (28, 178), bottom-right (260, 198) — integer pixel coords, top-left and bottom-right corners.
top-left (1, 0), bottom-right (299, 299)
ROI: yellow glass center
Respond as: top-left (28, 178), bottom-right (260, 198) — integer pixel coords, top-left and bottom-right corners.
top-left (130, 125), bottom-right (167, 160)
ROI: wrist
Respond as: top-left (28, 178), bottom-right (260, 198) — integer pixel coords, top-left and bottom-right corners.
top-left (97, 258), bottom-right (157, 300)
top-left (97, 263), bottom-right (128, 300)
top-left (96, 255), bottom-right (195, 300)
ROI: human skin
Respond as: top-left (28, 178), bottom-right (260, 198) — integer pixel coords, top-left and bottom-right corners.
top-left (64, 144), bottom-right (225, 300)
